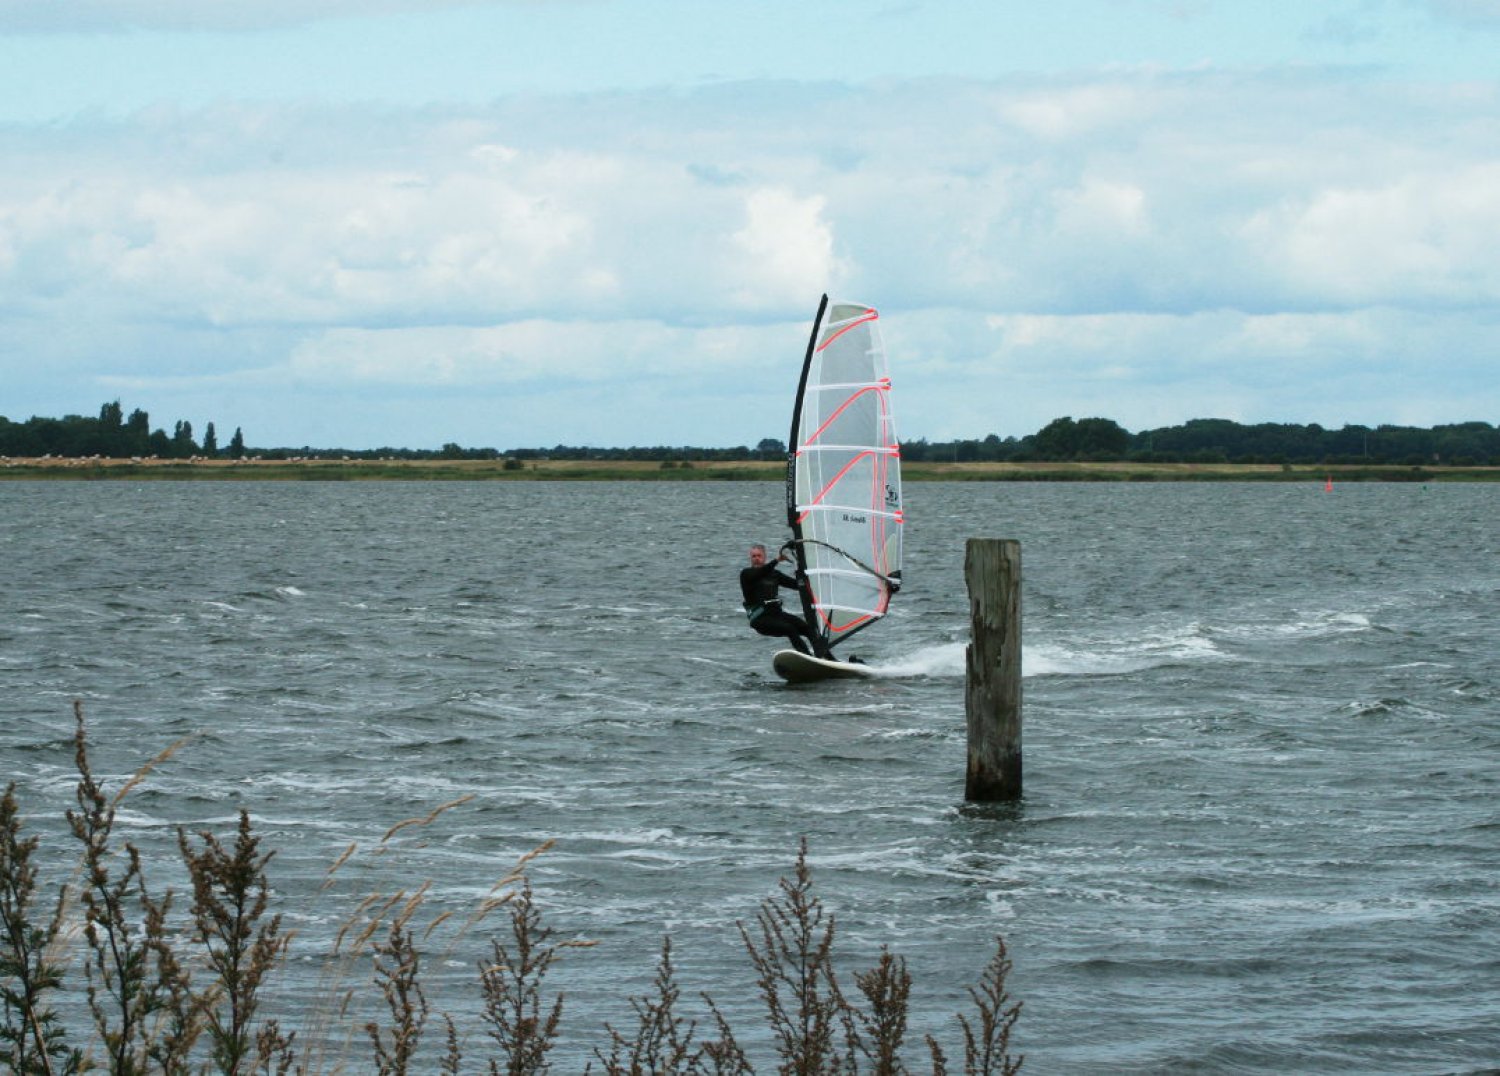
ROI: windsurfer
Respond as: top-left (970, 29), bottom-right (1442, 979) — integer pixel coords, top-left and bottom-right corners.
top-left (740, 544), bottom-right (827, 657)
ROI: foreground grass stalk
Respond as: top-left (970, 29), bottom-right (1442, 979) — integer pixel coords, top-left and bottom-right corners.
top-left (439, 1014), bottom-right (463, 1074)
top-left (853, 947), bottom-right (912, 1075)
top-left (479, 878), bottom-right (577, 1074)
top-left (366, 907), bottom-right (430, 1075)
top-left (955, 938), bottom-right (1022, 1076)
top-left (590, 937), bottom-right (698, 1074)
top-left (927, 937), bottom-right (1022, 1076)
top-left (739, 837), bottom-right (852, 1074)
top-left (12, 706), bottom-right (1025, 1074)
top-left (139, 892), bottom-right (200, 1072)
top-left (694, 996), bottom-right (752, 1076)
top-left (1, 783), bottom-right (82, 1075)
top-left (66, 701), bottom-right (184, 1075)
top-left (179, 810), bottom-right (292, 1074)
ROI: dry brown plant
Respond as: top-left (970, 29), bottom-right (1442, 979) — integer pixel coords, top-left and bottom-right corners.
top-left (5, 707), bottom-right (1025, 1074)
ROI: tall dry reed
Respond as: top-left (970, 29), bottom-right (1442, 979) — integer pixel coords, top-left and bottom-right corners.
top-left (0, 704), bottom-right (1023, 1073)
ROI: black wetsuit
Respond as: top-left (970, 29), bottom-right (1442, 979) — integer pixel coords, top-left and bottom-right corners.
top-left (740, 559), bottom-right (823, 656)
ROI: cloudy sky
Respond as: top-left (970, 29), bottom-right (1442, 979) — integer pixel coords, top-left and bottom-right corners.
top-left (3, 0), bottom-right (1498, 450)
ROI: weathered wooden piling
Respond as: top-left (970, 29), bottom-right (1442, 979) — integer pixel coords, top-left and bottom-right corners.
top-left (965, 538), bottom-right (1022, 801)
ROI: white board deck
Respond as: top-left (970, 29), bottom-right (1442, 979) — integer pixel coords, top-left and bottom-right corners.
top-left (771, 649), bottom-right (875, 683)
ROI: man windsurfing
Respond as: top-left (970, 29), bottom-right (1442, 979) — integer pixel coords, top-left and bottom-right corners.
top-left (740, 543), bottom-right (826, 657)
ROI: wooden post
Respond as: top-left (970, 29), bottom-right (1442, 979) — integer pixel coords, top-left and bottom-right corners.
top-left (965, 538), bottom-right (1022, 801)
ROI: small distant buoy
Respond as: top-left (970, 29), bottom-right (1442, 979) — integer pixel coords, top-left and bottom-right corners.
top-left (1324, 476), bottom-right (1333, 492)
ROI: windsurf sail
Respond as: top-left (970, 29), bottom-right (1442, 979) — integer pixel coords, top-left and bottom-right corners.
top-left (784, 294), bottom-right (903, 654)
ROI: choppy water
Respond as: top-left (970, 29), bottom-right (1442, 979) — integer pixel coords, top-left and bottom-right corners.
top-left (3, 480), bottom-right (1498, 1073)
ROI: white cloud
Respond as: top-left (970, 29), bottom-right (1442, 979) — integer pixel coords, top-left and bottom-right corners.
top-left (999, 83), bottom-right (1148, 142)
top-left (282, 319), bottom-right (786, 388)
top-left (3, 71), bottom-right (1499, 446)
top-left (1053, 177), bottom-right (1148, 238)
top-left (897, 301), bottom-right (1499, 438)
top-left (730, 189), bottom-right (840, 310)
top-left (1241, 163), bottom-right (1500, 306)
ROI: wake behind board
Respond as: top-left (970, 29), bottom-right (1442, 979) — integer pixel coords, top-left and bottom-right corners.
top-left (772, 649), bottom-right (875, 684)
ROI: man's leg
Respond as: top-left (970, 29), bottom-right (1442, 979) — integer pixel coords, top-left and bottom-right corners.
top-left (786, 613), bottom-right (825, 658)
top-left (779, 613), bottom-right (813, 655)
top-left (761, 610), bottom-right (813, 654)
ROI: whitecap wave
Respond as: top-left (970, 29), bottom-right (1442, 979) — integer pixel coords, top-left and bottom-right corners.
top-left (869, 643), bottom-right (966, 678)
top-left (867, 626), bottom-right (1228, 680)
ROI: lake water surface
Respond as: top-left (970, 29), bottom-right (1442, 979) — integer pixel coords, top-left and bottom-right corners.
top-left (3, 480), bottom-right (1497, 1073)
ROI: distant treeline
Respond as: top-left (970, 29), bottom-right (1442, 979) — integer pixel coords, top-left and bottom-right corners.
top-left (905, 416), bottom-right (1500, 466)
top-left (0, 401), bottom-right (246, 460)
top-left (4, 401), bottom-right (1499, 466)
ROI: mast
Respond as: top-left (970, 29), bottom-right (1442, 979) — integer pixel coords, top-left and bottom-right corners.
top-left (786, 294), bottom-right (829, 651)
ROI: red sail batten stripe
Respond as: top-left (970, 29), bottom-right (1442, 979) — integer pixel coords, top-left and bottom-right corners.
top-left (815, 310), bottom-right (879, 353)
top-left (800, 384), bottom-right (887, 451)
top-left (795, 448), bottom-right (878, 524)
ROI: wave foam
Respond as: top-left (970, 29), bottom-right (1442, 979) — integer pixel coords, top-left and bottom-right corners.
top-left (867, 626), bottom-right (1228, 680)
top-left (870, 643), bottom-right (966, 678)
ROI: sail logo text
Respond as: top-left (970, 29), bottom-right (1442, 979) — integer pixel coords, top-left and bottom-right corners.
top-left (841, 513), bottom-right (868, 523)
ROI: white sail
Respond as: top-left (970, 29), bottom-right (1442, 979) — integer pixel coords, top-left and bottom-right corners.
top-left (785, 296), bottom-right (903, 651)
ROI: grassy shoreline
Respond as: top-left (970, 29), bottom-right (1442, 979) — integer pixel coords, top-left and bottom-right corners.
top-left (3, 456), bottom-right (1497, 482)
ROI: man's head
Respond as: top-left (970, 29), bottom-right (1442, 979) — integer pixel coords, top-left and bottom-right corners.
top-left (748, 543), bottom-right (769, 566)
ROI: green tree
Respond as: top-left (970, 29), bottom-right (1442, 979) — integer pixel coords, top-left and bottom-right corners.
top-left (1075, 417), bottom-right (1129, 460)
top-left (170, 421), bottom-right (196, 459)
top-left (126, 409), bottom-right (151, 456)
top-left (96, 400), bottom-right (127, 457)
top-left (1032, 417), bottom-right (1079, 459)
top-left (201, 423), bottom-right (218, 457)
top-left (228, 428), bottom-right (246, 459)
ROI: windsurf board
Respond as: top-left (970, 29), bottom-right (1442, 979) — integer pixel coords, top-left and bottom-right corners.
top-left (772, 649), bottom-right (875, 683)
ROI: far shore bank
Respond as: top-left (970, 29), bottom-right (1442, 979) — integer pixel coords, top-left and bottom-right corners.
top-left (3, 456), bottom-right (1497, 482)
